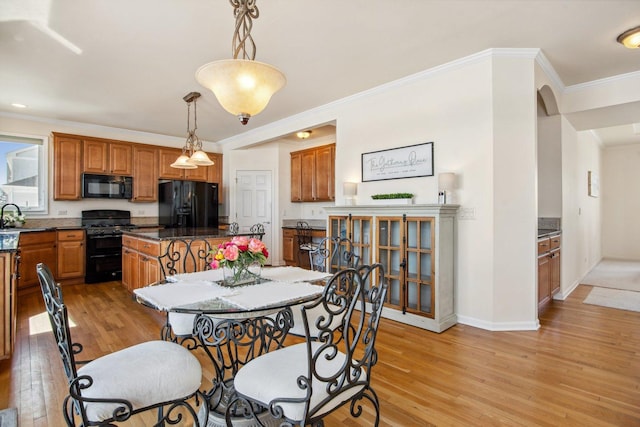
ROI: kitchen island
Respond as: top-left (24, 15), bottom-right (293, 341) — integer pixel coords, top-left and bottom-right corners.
top-left (120, 228), bottom-right (249, 292)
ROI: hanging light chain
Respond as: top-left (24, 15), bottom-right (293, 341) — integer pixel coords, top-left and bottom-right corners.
top-left (231, 0), bottom-right (258, 60)
top-left (183, 92), bottom-right (203, 154)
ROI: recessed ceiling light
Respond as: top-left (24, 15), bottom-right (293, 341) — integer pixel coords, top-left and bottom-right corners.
top-left (11, 103), bottom-right (27, 109)
top-left (617, 25), bottom-right (640, 48)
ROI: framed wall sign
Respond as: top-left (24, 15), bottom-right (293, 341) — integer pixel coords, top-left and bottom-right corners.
top-left (361, 142), bottom-right (434, 182)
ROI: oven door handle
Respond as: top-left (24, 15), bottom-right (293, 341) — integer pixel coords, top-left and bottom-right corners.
top-left (87, 235), bottom-right (121, 239)
top-left (88, 254), bottom-right (120, 258)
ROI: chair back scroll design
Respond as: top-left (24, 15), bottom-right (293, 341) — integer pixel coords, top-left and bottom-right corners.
top-left (158, 238), bottom-right (214, 279)
top-left (228, 222), bottom-right (239, 235)
top-left (36, 263), bottom-right (207, 426)
top-left (229, 263), bottom-right (388, 426)
top-left (249, 223), bottom-right (265, 240)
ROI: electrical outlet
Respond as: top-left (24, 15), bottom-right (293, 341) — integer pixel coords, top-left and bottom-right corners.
top-left (57, 210), bottom-right (67, 216)
top-left (137, 210), bottom-right (145, 215)
top-left (459, 207), bottom-right (476, 220)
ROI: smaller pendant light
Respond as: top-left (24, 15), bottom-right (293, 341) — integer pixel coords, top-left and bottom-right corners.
top-left (171, 92), bottom-right (214, 169)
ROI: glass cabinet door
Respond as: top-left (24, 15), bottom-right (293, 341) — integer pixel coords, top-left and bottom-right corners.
top-left (404, 217), bottom-right (435, 318)
top-left (377, 217), bottom-right (403, 310)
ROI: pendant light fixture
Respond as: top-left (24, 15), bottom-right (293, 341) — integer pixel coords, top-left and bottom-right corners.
top-left (170, 92), bottom-right (214, 169)
top-left (196, 0), bottom-right (286, 125)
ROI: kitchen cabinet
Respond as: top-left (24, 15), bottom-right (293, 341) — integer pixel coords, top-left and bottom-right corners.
top-left (325, 205), bottom-right (458, 333)
top-left (53, 133), bottom-right (83, 200)
top-left (132, 144), bottom-right (159, 202)
top-left (0, 252), bottom-right (17, 360)
top-left (52, 132), bottom-right (224, 204)
top-left (56, 229), bottom-right (85, 283)
top-left (122, 235), bottom-right (160, 292)
top-left (207, 153), bottom-right (224, 202)
top-left (83, 138), bottom-right (133, 175)
top-left (18, 231), bottom-right (57, 292)
top-left (281, 227), bottom-right (326, 267)
top-left (158, 148), bottom-right (220, 183)
top-left (290, 143), bottom-right (335, 202)
top-left (538, 232), bottom-right (561, 309)
top-left (328, 214), bottom-right (373, 269)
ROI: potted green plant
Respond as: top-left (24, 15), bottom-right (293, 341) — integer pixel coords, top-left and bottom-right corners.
top-left (370, 193), bottom-right (414, 205)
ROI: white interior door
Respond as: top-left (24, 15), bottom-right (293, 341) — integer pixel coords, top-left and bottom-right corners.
top-left (235, 170), bottom-right (273, 264)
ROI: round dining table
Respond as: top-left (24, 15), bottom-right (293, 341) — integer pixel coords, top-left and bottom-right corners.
top-left (134, 267), bottom-right (331, 426)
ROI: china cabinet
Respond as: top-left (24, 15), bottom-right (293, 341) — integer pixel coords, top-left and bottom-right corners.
top-left (325, 204), bottom-right (458, 332)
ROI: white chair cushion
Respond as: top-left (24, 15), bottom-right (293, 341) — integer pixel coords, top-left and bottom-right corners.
top-left (77, 340), bottom-right (202, 422)
top-left (288, 303), bottom-right (345, 338)
top-left (299, 243), bottom-right (317, 251)
top-left (168, 312), bottom-right (197, 336)
top-left (233, 342), bottom-right (366, 422)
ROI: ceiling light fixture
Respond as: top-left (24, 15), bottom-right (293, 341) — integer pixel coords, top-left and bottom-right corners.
top-left (296, 130), bottom-right (312, 139)
top-left (170, 92), bottom-right (214, 169)
top-left (617, 25), bottom-right (640, 48)
top-left (196, 0), bottom-right (286, 125)
top-left (11, 103), bottom-right (27, 108)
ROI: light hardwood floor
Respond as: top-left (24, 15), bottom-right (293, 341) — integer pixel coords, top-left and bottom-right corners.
top-left (1, 282), bottom-right (639, 426)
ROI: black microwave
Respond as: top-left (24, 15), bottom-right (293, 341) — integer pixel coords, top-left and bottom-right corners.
top-left (82, 174), bottom-right (133, 199)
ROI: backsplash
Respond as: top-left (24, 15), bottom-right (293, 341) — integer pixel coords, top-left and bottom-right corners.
top-left (538, 217), bottom-right (561, 230)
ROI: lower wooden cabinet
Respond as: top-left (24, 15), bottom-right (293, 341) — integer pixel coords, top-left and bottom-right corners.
top-left (281, 227), bottom-right (326, 268)
top-left (1, 252), bottom-right (17, 360)
top-left (538, 232), bottom-right (561, 309)
top-left (57, 229), bottom-right (85, 282)
top-left (122, 235), bottom-right (160, 292)
top-left (122, 235), bottom-right (227, 292)
top-left (18, 231), bottom-right (57, 292)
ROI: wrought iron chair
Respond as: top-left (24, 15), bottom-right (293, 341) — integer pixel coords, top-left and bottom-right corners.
top-left (249, 223), bottom-right (265, 240)
top-left (290, 236), bottom-right (361, 339)
top-left (36, 263), bottom-right (208, 426)
top-left (157, 238), bottom-right (218, 341)
top-left (228, 222), bottom-right (239, 235)
top-left (308, 236), bottom-right (339, 272)
top-left (296, 221), bottom-right (317, 269)
top-left (158, 238), bottom-right (214, 278)
top-left (228, 264), bottom-right (388, 426)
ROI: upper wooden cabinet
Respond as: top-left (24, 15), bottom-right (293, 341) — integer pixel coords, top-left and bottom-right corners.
top-left (290, 143), bottom-right (335, 202)
top-left (158, 147), bottom-right (223, 197)
top-left (53, 133), bottom-right (83, 200)
top-left (158, 148), bottom-right (221, 184)
top-left (132, 144), bottom-right (159, 202)
top-left (52, 132), bottom-right (224, 203)
top-left (83, 138), bottom-right (133, 175)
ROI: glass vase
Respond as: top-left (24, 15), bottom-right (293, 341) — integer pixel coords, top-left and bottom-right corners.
top-left (222, 261), bottom-right (262, 286)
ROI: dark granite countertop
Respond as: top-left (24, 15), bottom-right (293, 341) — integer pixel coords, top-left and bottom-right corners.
top-left (122, 227), bottom-right (241, 241)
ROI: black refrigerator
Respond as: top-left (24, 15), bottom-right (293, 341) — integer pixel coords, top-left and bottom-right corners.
top-left (158, 180), bottom-right (219, 228)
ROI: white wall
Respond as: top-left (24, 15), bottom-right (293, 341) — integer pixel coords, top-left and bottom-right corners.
top-left (557, 121), bottom-right (603, 298)
top-left (602, 144), bottom-right (640, 260)
top-left (537, 98), bottom-right (562, 218)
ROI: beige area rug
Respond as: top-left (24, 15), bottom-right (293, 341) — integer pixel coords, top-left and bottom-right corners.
top-left (583, 287), bottom-right (640, 313)
top-left (581, 259), bottom-right (640, 291)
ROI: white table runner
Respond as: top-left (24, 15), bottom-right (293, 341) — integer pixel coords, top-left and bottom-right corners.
top-left (134, 280), bottom-right (232, 310)
top-left (218, 281), bottom-right (325, 310)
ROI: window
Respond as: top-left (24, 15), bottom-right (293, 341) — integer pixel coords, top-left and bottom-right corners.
top-left (0, 133), bottom-right (48, 213)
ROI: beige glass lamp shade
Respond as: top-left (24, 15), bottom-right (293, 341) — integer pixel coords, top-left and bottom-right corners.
top-left (170, 153), bottom-right (197, 169)
top-left (188, 149), bottom-right (214, 166)
top-left (196, 59), bottom-right (286, 125)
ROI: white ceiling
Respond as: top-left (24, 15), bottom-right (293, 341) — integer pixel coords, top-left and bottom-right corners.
top-left (1, 0), bottom-right (639, 145)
